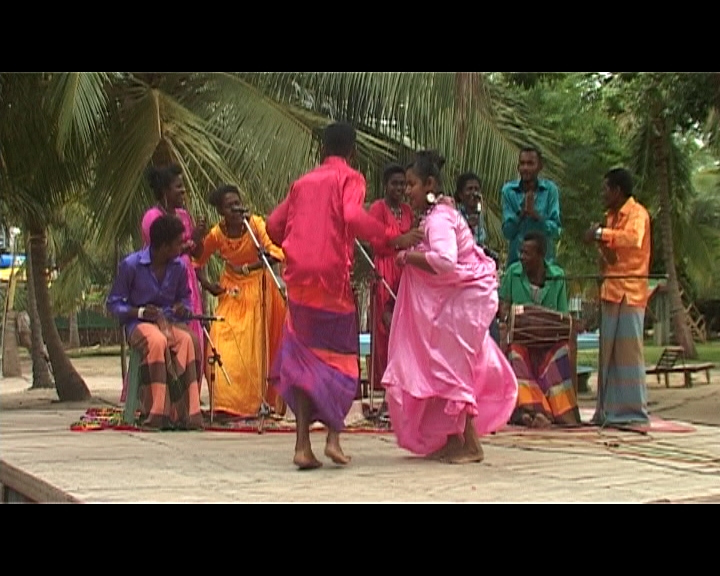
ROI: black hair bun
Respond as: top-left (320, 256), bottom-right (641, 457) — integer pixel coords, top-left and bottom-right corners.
top-left (145, 166), bottom-right (161, 189)
top-left (417, 149), bottom-right (445, 171)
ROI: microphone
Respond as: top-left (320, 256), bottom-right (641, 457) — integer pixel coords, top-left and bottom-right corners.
top-left (473, 192), bottom-right (483, 214)
top-left (186, 314), bottom-right (225, 322)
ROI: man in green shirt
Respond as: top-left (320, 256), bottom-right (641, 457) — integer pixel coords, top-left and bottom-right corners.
top-left (498, 231), bottom-right (580, 428)
top-left (499, 231), bottom-right (568, 315)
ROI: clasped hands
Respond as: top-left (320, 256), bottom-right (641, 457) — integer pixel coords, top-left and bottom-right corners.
top-left (521, 192), bottom-right (540, 221)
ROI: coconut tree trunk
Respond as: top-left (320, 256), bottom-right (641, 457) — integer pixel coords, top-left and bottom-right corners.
top-left (116, 241), bottom-right (127, 381)
top-left (1, 310), bottom-right (22, 377)
top-left (28, 227), bottom-right (91, 401)
top-left (651, 100), bottom-right (698, 359)
top-left (1, 233), bottom-right (22, 377)
top-left (68, 306), bottom-right (81, 349)
top-left (25, 239), bottom-right (54, 389)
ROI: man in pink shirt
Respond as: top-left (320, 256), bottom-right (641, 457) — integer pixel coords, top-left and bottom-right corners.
top-left (267, 123), bottom-right (392, 470)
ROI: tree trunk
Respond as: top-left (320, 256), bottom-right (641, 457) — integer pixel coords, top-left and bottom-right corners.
top-left (28, 228), bottom-right (91, 401)
top-left (1, 310), bottom-right (22, 377)
top-left (116, 241), bottom-right (127, 381)
top-left (68, 306), bottom-right (81, 349)
top-left (651, 99), bottom-right (698, 359)
top-left (25, 239), bottom-right (54, 389)
top-left (1, 233), bottom-right (22, 377)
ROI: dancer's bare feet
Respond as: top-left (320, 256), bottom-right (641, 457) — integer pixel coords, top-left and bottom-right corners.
top-left (531, 413), bottom-right (552, 429)
top-left (293, 389), bottom-right (322, 470)
top-left (447, 443), bottom-right (485, 464)
top-left (446, 416), bottom-right (485, 465)
top-left (520, 413), bottom-right (534, 427)
top-left (325, 430), bottom-right (351, 465)
top-left (294, 448), bottom-right (323, 470)
top-left (427, 435), bottom-right (462, 461)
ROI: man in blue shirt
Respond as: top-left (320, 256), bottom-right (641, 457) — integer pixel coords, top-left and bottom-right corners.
top-left (501, 146), bottom-right (561, 266)
top-left (107, 214), bottom-right (203, 430)
top-left (455, 171), bottom-right (501, 343)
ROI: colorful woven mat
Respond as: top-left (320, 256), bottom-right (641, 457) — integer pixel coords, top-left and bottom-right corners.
top-left (69, 407), bottom-right (693, 434)
top-left (69, 407), bottom-right (395, 433)
top-left (70, 407), bottom-right (142, 431)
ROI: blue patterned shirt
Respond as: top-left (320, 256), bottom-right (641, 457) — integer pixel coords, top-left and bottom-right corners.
top-left (501, 178), bottom-right (561, 266)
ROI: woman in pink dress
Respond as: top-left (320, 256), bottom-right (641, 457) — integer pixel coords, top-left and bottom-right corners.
top-left (367, 163), bottom-right (423, 394)
top-left (120, 164), bottom-right (207, 401)
top-left (382, 150), bottom-right (518, 464)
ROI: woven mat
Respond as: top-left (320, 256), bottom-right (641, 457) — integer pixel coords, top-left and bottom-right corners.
top-left (69, 407), bottom-right (394, 433)
top-left (69, 407), bottom-right (693, 434)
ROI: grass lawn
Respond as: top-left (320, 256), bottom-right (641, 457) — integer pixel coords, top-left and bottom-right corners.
top-left (576, 341), bottom-right (720, 370)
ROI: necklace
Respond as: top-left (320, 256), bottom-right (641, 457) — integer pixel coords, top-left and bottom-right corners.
top-left (157, 202), bottom-right (177, 217)
top-left (386, 200), bottom-right (402, 222)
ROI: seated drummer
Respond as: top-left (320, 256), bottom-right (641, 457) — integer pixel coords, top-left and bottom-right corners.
top-left (106, 215), bottom-right (203, 430)
top-left (498, 231), bottom-right (580, 428)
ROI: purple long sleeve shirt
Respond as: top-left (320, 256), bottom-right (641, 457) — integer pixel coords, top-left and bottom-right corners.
top-left (106, 247), bottom-right (192, 336)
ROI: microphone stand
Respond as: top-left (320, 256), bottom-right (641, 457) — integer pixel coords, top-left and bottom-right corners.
top-left (171, 314), bottom-right (230, 426)
top-left (354, 239), bottom-right (397, 422)
top-left (201, 319), bottom-right (233, 426)
top-left (355, 240), bottom-right (397, 303)
top-left (241, 213), bottom-right (287, 434)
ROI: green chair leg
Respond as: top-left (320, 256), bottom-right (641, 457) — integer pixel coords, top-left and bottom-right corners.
top-left (123, 348), bottom-right (141, 425)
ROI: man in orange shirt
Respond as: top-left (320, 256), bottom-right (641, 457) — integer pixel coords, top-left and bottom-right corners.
top-left (584, 168), bottom-right (652, 426)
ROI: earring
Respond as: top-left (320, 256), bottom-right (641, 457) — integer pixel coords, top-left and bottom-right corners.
top-left (426, 192), bottom-right (436, 205)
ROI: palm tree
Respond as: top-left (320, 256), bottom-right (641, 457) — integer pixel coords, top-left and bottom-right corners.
top-left (1, 229), bottom-right (22, 378)
top-left (24, 239), bottom-right (54, 388)
top-left (494, 72), bottom-right (630, 279)
top-left (81, 72), bottom-right (555, 289)
top-left (3, 72), bottom-right (554, 400)
top-left (46, 199), bottom-right (116, 348)
top-left (689, 152), bottom-right (720, 301)
top-left (613, 72), bottom-right (719, 357)
top-left (0, 73), bottom-right (98, 400)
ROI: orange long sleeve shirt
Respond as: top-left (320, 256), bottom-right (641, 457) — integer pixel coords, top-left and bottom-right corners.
top-left (599, 196), bottom-right (652, 308)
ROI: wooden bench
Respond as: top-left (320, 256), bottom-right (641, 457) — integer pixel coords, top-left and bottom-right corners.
top-left (645, 346), bottom-right (715, 388)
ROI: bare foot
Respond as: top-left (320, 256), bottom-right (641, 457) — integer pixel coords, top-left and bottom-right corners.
top-left (427, 436), bottom-right (462, 461)
top-left (324, 444), bottom-right (352, 465)
top-left (325, 431), bottom-right (351, 465)
top-left (531, 413), bottom-right (552, 429)
top-left (293, 449), bottom-right (323, 470)
top-left (445, 416), bottom-right (485, 464)
top-left (447, 442), bottom-right (485, 465)
top-left (520, 413), bottom-right (534, 427)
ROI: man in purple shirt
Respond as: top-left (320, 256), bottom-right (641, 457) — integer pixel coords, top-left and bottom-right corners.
top-left (107, 215), bottom-right (203, 430)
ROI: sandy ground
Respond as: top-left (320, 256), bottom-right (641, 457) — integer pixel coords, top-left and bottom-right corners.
top-left (1, 354), bottom-right (719, 427)
top-left (2, 355), bottom-right (720, 503)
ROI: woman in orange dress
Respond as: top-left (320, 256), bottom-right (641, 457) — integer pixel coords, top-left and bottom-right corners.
top-left (194, 185), bottom-right (286, 418)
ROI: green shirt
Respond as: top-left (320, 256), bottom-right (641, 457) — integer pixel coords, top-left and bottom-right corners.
top-left (499, 261), bottom-right (569, 313)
